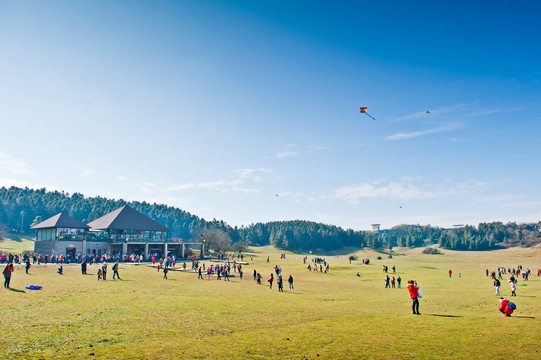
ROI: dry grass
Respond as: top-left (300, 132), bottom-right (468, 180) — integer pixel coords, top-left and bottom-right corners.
top-left (1, 246), bottom-right (540, 359)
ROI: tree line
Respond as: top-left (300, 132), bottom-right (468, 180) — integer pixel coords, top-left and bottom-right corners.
top-left (1, 186), bottom-right (539, 252)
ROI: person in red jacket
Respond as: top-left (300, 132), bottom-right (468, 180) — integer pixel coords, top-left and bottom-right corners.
top-left (407, 280), bottom-right (421, 315)
top-left (498, 297), bottom-right (513, 317)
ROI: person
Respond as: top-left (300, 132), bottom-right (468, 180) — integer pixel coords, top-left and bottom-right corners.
top-left (239, 268), bottom-right (243, 280)
top-left (3, 263), bottom-right (14, 288)
top-left (256, 273), bottom-right (262, 285)
top-left (102, 263), bottom-right (107, 280)
top-left (397, 276), bottom-right (402, 288)
top-left (391, 276), bottom-right (396, 288)
top-left (277, 275), bottom-right (283, 292)
top-left (407, 280), bottom-right (421, 315)
top-left (385, 275), bottom-right (390, 288)
top-left (288, 275), bottom-right (294, 290)
top-left (509, 280), bottom-right (516, 296)
top-left (25, 258), bottom-right (31, 274)
top-left (268, 273), bottom-right (274, 290)
top-left (449, 270), bottom-right (452, 278)
top-left (163, 266), bottom-right (168, 279)
top-left (112, 261), bottom-right (120, 280)
top-left (97, 268), bottom-right (102, 280)
top-left (498, 297), bottom-right (513, 316)
top-left (494, 278), bottom-right (501, 295)
top-left (198, 266), bottom-right (203, 279)
top-left (253, 269), bottom-right (257, 281)
top-left (81, 260), bottom-right (87, 275)
top-left (57, 265), bottom-right (63, 275)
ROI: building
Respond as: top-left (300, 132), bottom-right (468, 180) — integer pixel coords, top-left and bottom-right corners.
top-left (33, 205), bottom-right (204, 258)
top-left (31, 212), bottom-right (91, 257)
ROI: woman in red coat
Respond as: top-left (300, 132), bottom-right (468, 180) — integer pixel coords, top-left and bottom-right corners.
top-left (407, 280), bottom-right (421, 315)
top-left (498, 298), bottom-right (513, 316)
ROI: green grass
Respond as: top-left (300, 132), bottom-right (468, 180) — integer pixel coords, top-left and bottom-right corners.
top-left (1, 246), bottom-right (540, 359)
top-left (0, 235), bottom-right (35, 253)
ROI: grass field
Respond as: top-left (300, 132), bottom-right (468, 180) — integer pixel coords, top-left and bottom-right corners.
top-left (1, 246), bottom-right (540, 359)
top-left (0, 236), bottom-right (35, 254)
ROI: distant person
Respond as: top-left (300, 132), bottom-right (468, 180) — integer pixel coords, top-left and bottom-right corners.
top-left (102, 263), bottom-right (107, 280)
top-left (494, 278), bottom-right (501, 295)
top-left (57, 265), bottom-right (63, 275)
top-left (277, 275), bottom-right (284, 292)
top-left (97, 268), bottom-right (102, 280)
top-left (397, 276), bottom-right (402, 288)
top-left (385, 275), bottom-right (390, 288)
top-left (256, 273), bottom-right (262, 285)
top-left (163, 266), bottom-right (168, 280)
top-left (391, 276), bottom-right (396, 288)
top-left (112, 261), bottom-right (120, 280)
top-left (407, 280), bottom-right (421, 315)
top-left (3, 263), bottom-right (14, 288)
top-left (449, 270), bottom-right (452, 278)
top-left (288, 275), bottom-right (294, 290)
top-left (81, 260), bottom-right (87, 275)
top-left (268, 273), bottom-right (274, 290)
top-left (198, 267), bottom-right (203, 279)
top-left (509, 280), bottom-right (516, 296)
top-left (498, 297), bottom-right (514, 317)
top-left (25, 258), bottom-right (31, 274)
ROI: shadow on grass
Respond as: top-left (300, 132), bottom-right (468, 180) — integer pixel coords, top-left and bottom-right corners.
top-left (7, 288), bottom-right (26, 293)
top-left (512, 315), bottom-right (536, 319)
top-left (427, 314), bottom-right (463, 318)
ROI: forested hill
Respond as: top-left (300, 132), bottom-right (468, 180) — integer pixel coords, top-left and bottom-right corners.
top-left (1, 186), bottom-right (540, 251)
top-left (0, 186), bottom-right (240, 242)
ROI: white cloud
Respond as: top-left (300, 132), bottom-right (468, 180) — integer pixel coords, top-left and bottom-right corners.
top-left (396, 104), bottom-right (467, 122)
top-left (328, 179), bottom-right (439, 204)
top-left (233, 168), bottom-right (271, 182)
top-left (277, 151), bottom-right (299, 158)
top-left (0, 151), bottom-right (31, 175)
top-left (386, 123), bottom-right (462, 140)
top-left (81, 169), bottom-right (93, 177)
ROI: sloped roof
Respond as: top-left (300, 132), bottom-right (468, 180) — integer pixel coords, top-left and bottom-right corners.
top-left (31, 212), bottom-right (90, 229)
top-left (87, 205), bottom-right (171, 232)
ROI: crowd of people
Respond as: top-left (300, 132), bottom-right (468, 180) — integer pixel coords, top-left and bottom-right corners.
top-left (2, 249), bottom-right (537, 319)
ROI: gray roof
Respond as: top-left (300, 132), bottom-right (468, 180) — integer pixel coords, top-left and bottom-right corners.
top-left (87, 205), bottom-right (171, 232)
top-left (31, 212), bottom-right (90, 230)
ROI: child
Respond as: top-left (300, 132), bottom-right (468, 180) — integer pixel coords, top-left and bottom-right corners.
top-left (97, 268), bottom-right (102, 280)
top-left (498, 297), bottom-right (514, 317)
top-left (57, 266), bottom-right (63, 275)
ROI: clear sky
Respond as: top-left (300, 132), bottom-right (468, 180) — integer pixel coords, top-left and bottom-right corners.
top-left (1, 1), bottom-right (540, 230)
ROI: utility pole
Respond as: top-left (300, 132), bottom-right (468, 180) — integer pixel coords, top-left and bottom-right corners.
top-left (19, 210), bottom-right (25, 235)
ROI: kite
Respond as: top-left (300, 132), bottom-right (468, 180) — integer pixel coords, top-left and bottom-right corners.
top-left (359, 107), bottom-right (376, 121)
top-left (426, 111), bottom-right (431, 115)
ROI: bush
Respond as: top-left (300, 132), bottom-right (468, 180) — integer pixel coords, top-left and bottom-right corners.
top-left (348, 255), bottom-right (357, 261)
top-left (388, 254), bottom-right (393, 259)
top-left (376, 256), bottom-right (382, 260)
top-left (422, 247), bottom-right (442, 255)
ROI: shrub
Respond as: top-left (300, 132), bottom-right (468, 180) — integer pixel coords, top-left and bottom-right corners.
top-left (376, 256), bottom-right (382, 260)
top-left (422, 247), bottom-right (442, 255)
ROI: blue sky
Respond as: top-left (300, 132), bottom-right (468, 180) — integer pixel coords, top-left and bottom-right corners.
top-left (1, 1), bottom-right (540, 230)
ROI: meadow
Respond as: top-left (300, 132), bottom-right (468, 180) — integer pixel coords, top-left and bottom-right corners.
top-left (1, 244), bottom-right (540, 359)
